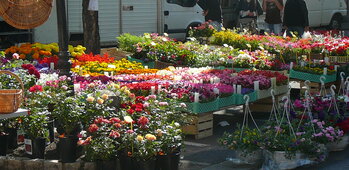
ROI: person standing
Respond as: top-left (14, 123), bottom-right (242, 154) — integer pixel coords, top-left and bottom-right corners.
top-left (197, 0), bottom-right (223, 31)
top-left (263, 0), bottom-right (283, 35)
top-left (237, 0), bottom-right (263, 33)
top-left (283, 0), bottom-right (309, 37)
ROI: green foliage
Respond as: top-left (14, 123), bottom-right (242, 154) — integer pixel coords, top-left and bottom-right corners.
top-left (218, 125), bottom-right (262, 153)
top-left (52, 97), bottom-right (83, 136)
top-left (84, 137), bottom-right (117, 161)
top-left (117, 33), bottom-right (148, 53)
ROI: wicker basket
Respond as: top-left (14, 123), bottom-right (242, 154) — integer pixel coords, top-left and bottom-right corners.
top-left (0, 0), bottom-right (53, 29)
top-left (0, 70), bottom-right (24, 114)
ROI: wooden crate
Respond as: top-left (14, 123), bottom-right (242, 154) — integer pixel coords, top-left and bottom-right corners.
top-left (181, 112), bottom-right (213, 139)
top-left (299, 81), bottom-right (335, 94)
top-left (100, 48), bottom-right (133, 60)
top-left (250, 94), bottom-right (286, 113)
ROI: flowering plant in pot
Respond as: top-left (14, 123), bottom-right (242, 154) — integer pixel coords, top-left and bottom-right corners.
top-left (219, 125), bottom-right (263, 164)
top-left (52, 96), bottom-right (84, 163)
top-left (188, 21), bottom-right (216, 38)
top-left (261, 119), bottom-right (326, 160)
top-left (79, 117), bottom-right (123, 169)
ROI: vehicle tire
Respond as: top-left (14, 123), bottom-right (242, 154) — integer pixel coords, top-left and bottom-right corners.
top-left (329, 14), bottom-right (342, 30)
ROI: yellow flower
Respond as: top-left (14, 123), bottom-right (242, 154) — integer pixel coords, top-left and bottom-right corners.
top-left (86, 96), bottom-right (95, 103)
top-left (136, 135), bottom-right (144, 141)
top-left (145, 134), bottom-right (157, 141)
top-left (97, 99), bottom-right (104, 104)
top-left (101, 94), bottom-right (109, 100)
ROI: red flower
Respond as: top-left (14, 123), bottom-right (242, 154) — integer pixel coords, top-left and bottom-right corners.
top-left (109, 117), bottom-right (121, 123)
top-left (120, 103), bottom-right (128, 108)
top-left (109, 130), bottom-right (121, 138)
top-left (88, 124), bottom-right (99, 133)
top-left (135, 108), bottom-right (143, 112)
top-left (127, 109), bottom-right (135, 115)
top-left (94, 117), bottom-right (103, 124)
top-left (29, 85), bottom-right (43, 93)
top-left (137, 116), bottom-right (149, 128)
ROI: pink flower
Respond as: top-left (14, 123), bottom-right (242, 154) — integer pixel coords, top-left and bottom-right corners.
top-left (143, 102), bottom-right (150, 108)
top-left (109, 130), bottom-right (121, 138)
top-left (137, 116), bottom-right (149, 128)
top-left (159, 102), bottom-right (168, 106)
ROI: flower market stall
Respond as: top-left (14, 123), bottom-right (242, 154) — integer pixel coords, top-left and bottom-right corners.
top-left (1, 28), bottom-right (349, 170)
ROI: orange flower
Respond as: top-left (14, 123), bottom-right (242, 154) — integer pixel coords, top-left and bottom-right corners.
top-left (19, 54), bottom-right (26, 59)
top-left (32, 53), bottom-right (40, 60)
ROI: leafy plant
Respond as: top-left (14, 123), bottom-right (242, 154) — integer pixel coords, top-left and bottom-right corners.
top-left (117, 33), bottom-right (148, 53)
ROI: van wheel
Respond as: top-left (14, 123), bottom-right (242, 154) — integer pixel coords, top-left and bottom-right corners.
top-left (329, 14), bottom-right (342, 30)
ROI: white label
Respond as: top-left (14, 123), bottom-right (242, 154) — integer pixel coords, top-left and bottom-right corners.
top-left (50, 62), bottom-right (54, 70)
top-left (324, 57), bottom-right (329, 63)
top-left (237, 85), bottom-right (242, 94)
top-left (88, 0), bottom-right (98, 11)
top-left (254, 81), bottom-right (259, 91)
top-left (323, 68), bottom-right (327, 75)
top-left (24, 138), bottom-right (32, 155)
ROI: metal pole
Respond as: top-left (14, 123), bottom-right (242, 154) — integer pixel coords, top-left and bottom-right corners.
top-left (56, 0), bottom-right (71, 77)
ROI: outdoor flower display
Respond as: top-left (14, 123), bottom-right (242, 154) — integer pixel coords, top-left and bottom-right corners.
top-left (3, 28), bottom-right (349, 170)
top-left (188, 21), bottom-right (216, 38)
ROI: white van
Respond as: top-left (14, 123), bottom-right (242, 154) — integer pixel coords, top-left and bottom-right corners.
top-left (0, 0), bottom-right (204, 47)
top-left (257, 0), bottom-right (347, 31)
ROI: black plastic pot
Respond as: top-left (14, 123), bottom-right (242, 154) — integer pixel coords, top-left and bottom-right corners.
top-left (33, 137), bottom-right (46, 159)
top-left (155, 151), bottom-right (180, 170)
top-left (132, 159), bottom-right (155, 170)
top-left (58, 136), bottom-right (78, 163)
top-left (170, 151), bottom-right (181, 170)
top-left (5, 128), bottom-right (17, 149)
top-left (0, 134), bottom-right (9, 156)
top-left (96, 159), bottom-right (119, 170)
top-left (155, 154), bottom-right (171, 170)
top-left (119, 151), bottom-right (132, 170)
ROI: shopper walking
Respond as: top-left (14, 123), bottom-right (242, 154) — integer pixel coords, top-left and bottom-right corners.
top-left (263, 0), bottom-right (283, 35)
top-left (283, 0), bottom-right (309, 37)
top-left (197, 0), bottom-right (223, 31)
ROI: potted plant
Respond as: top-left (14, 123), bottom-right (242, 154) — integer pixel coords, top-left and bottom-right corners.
top-left (219, 126), bottom-right (263, 164)
top-left (52, 96), bottom-right (84, 163)
top-left (79, 117), bottom-right (123, 170)
top-left (21, 84), bottom-right (51, 159)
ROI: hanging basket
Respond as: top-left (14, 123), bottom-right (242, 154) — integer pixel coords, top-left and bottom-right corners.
top-left (0, 70), bottom-right (24, 114)
top-left (0, 0), bottom-right (53, 29)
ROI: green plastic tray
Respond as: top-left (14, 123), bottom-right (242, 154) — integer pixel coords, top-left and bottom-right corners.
top-left (290, 69), bottom-right (336, 83)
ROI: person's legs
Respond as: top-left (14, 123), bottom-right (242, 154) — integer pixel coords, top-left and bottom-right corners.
top-left (274, 24), bottom-right (282, 36)
top-left (268, 24), bottom-right (275, 34)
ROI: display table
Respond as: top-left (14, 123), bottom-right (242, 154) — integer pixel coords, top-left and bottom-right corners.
top-left (0, 109), bottom-right (29, 119)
